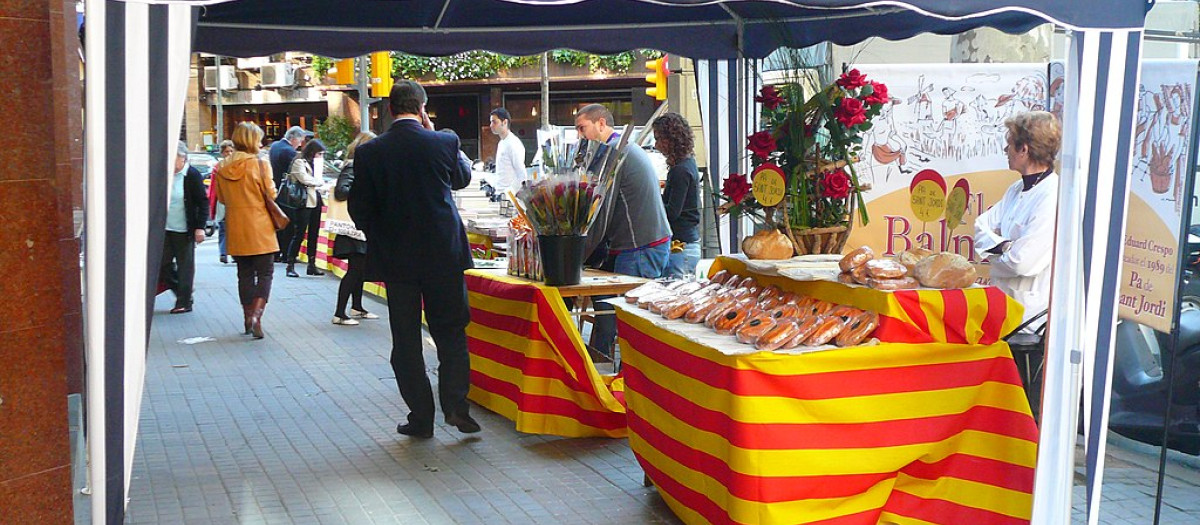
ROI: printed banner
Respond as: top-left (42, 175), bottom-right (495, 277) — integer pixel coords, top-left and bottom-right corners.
top-left (846, 63), bottom-right (1051, 284)
top-left (1117, 59), bottom-right (1200, 333)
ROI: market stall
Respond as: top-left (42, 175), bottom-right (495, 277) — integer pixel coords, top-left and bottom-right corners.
top-left (463, 269), bottom-right (648, 438)
top-left (618, 257), bottom-right (1038, 524)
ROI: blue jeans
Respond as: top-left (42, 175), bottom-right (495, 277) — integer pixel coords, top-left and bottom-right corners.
top-left (217, 220), bottom-right (228, 256)
top-left (665, 241), bottom-right (701, 279)
top-left (589, 243), bottom-right (670, 358)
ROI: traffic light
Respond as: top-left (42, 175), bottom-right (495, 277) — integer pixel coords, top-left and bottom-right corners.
top-left (370, 52), bottom-right (393, 98)
top-left (644, 55), bottom-right (669, 101)
top-left (332, 58), bottom-right (355, 85)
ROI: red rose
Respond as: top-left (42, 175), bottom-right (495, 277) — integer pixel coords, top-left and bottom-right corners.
top-left (837, 69), bottom-right (867, 90)
top-left (746, 130), bottom-right (777, 160)
top-left (821, 169), bottom-right (852, 199)
top-left (835, 97), bottom-right (867, 127)
top-left (722, 173), bottom-right (753, 205)
top-left (755, 85), bottom-right (785, 110)
top-left (863, 81), bottom-right (889, 106)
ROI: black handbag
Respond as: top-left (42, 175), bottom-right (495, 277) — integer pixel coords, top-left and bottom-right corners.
top-left (276, 177), bottom-right (307, 209)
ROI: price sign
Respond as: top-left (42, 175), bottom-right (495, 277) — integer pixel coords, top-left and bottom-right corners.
top-left (752, 163), bottom-right (787, 207)
top-left (909, 169), bottom-right (947, 222)
top-left (945, 178), bottom-right (971, 232)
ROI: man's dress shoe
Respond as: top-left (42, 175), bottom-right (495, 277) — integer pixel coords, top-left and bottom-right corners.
top-left (396, 422), bottom-right (434, 439)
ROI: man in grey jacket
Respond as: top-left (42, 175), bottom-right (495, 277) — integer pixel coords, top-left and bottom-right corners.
top-left (575, 104), bottom-right (672, 360)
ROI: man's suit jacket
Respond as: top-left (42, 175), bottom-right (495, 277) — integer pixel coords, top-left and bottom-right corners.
top-left (268, 140), bottom-right (298, 188)
top-left (348, 118), bottom-right (473, 282)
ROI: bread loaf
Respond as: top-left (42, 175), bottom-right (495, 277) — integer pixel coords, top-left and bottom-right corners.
top-left (896, 247), bottom-right (933, 272)
top-left (913, 253), bottom-right (977, 289)
top-left (741, 229), bottom-right (795, 260)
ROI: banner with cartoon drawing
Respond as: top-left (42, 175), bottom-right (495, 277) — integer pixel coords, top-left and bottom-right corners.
top-left (843, 63), bottom-right (1050, 283)
top-left (1117, 59), bottom-right (1200, 333)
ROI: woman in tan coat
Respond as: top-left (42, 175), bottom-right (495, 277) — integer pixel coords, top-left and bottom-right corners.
top-left (215, 122), bottom-right (279, 339)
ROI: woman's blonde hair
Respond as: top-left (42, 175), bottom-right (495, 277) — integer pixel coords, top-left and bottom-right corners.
top-left (232, 122), bottom-right (264, 153)
top-left (1005, 111), bottom-right (1062, 167)
top-left (346, 131), bottom-right (377, 160)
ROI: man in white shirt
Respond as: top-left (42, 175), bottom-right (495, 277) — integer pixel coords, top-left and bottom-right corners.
top-left (486, 107), bottom-right (526, 198)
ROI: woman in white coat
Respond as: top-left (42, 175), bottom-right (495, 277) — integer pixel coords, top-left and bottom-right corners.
top-left (284, 139), bottom-right (327, 278)
top-left (974, 111), bottom-right (1062, 331)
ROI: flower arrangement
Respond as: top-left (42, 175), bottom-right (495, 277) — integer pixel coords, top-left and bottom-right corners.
top-left (510, 130), bottom-right (623, 237)
top-left (721, 68), bottom-right (889, 254)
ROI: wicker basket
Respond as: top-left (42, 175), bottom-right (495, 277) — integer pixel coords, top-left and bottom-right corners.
top-left (784, 224), bottom-right (851, 255)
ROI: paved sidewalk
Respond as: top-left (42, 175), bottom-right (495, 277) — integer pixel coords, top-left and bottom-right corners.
top-left (128, 241), bottom-right (679, 524)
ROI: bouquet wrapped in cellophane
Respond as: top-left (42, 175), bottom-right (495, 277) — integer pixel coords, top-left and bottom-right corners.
top-left (506, 214), bottom-right (542, 280)
top-left (510, 126), bottom-right (631, 237)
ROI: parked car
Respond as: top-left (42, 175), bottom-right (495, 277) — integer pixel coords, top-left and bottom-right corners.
top-left (188, 151), bottom-right (220, 186)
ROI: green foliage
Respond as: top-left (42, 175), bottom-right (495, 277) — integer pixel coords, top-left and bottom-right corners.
top-left (311, 56), bottom-right (335, 80)
top-left (316, 116), bottom-right (358, 160)
top-left (388, 49), bottom-right (664, 81)
top-left (550, 49), bottom-right (661, 74)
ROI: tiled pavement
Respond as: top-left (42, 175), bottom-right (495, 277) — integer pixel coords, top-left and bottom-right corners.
top-left (127, 241), bottom-right (1200, 524)
top-left (128, 241), bottom-right (680, 524)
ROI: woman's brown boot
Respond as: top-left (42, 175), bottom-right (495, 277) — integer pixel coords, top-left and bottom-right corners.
top-left (250, 297), bottom-right (267, 339)
top-left (242, 304), bottom-right (253, 335)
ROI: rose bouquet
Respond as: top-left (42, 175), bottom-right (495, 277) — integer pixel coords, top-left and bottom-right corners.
top-left (512, 129), bottom-right (624, 237)
top-left (721, 68), bottom-right (888, 254)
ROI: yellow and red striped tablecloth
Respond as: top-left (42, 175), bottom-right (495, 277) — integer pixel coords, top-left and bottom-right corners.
top-left (710, 257), bottom-right (1024, 345)
top-left (618, 304), bottom-right (1038, 525)
top-left (464, 270), bottom-right (627, 438)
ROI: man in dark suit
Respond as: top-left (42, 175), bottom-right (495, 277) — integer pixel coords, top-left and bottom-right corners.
top-left (270, 126), bottom-right (306, 262)
top-left (348, 80), bottom-right (479, 438)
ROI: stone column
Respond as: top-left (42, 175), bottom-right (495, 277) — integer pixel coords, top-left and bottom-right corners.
top-left (0, 0), bottom-right (83, 522)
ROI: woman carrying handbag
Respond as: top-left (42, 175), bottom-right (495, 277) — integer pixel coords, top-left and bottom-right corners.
top-left (214, 122), bottom-right (281, 339)
top-left (283, 139), bottom-right (328, 278)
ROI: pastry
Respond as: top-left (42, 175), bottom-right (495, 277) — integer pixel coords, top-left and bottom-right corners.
top-left (625, 282), bottom-right (665, 303)
top-left (827, 304), bottom-right (864, 320)
top-left (913, 253), bottom-right (978, 289)
top-left (772, 303), bottom-right (804, 320)
top-left (637, 290), bottom-right (676, 309)
top-left (673, 281), bottom-right (704, 295)
top-left (710, 269), bottom-right (731, 285)
top-left (661, 296), bottom-right (696, 320)
top-left (757, 285), bottom-right (784, 303)
top-left (850, 264), bottom-right (870, 285)
top-left (839, 245), bottom-right (875, 272)
top-left (686, 296), bottom-right (727, 323)
top-left (837, 272), bottom-right (857, 285)
top-left (723, 275), bottom-right (744, 289)
top-left (835, 311), bottom-right (879, 347)
top-left (806, 300), bottom-right (835, 317)
top-left (714, 307), bottom-right (753, 335)
top-left (865, 259), bottom-right (907, 279)
top-left (758, 295), bottom-right (785, 311)
top-left (783, 315), bottom-right (822, 349)
top-left (756, 319), bottom-right (801, 351)
top-left (735, 312), bottom-right (777, 344)
top-left (803, 315), bottom-right (846, 346)
top-left (868, 276), bottom-right (920, 290)
top-left (706, 298), bottom-right (750, 327)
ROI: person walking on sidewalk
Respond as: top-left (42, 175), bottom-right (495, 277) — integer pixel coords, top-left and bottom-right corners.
top-left (349, 79), bottom-right (480, 438)
top-left (160, 140), bottom-right (209, 314)
top-left (284, 139), bottom-right (328, 278)
top-left (215, 122), bottom-right (279, 339)
top-left (328, 131), bottom-right (378, 326)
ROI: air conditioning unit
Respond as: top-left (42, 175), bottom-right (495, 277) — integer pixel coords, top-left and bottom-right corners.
top-left (203, 65), bottom-right (237, 91)
top-left (260, 63), bottom-right (295, 88)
